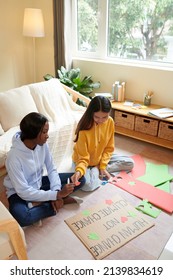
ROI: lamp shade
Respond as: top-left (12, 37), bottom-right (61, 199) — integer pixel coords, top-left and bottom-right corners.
top-left (23, 8), bottom-right (45, 37)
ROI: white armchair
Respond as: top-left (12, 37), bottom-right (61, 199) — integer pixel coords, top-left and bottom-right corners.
top-left (0, 201), bottom-right (27, 260)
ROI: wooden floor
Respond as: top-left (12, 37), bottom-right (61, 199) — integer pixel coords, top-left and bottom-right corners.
top-left (24, 135), bottom-right (173, 260)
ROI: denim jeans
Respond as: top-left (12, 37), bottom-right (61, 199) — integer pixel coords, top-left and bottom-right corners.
top-left (8, 173), bottom-right (85, 227)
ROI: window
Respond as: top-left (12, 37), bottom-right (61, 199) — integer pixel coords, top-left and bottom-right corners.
top-left (72, 0), bottom-right (173, 66)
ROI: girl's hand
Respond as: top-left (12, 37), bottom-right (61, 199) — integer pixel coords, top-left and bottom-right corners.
top-left (71, 171), bottom-right (81, 186)
top-left (100, 169), bottom-right (111, 180)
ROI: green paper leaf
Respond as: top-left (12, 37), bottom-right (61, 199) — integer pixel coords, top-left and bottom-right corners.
top-left (128, 211), bottom-right (137, 217)
top-left (82, 210), bottom-right (90, 216)
top-left (88, 232), bottom-right (100, 240)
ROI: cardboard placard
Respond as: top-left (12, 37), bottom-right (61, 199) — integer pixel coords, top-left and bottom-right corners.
top-left (65, 195), bottom-right (154, 260)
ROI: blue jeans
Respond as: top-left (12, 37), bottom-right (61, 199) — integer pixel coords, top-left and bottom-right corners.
top-left (8, 173), bottom-right (85, 227)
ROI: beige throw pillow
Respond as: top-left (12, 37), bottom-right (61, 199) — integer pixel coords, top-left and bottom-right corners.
top-left (0, 86), bottom-right (38, 131)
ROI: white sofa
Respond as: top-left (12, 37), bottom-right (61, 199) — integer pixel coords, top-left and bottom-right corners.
top-left (0, 79), bottom-right (90, 260)
top-left (0, 78), bottom-right (90, 176)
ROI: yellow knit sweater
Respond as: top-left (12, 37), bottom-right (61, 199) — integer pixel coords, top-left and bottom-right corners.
top-left (72, 116), bottom-right (115, 176)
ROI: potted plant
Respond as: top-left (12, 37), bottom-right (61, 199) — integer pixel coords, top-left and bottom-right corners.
top-left (44, 66), bottom-right (100, 106)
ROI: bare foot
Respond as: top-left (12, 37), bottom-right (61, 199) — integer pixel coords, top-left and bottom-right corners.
top-left (63, 197), bottom-right (77, 204)
top-left (55, 199), bottom-right (64, 209)
top-left (51, 199), bottom-right (64, 212)
top-left (63, 196), bottom-right (83, 204)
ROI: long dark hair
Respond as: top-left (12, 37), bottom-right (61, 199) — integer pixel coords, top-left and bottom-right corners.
top-left (74, 96), bottom-right (111, 142)
top-left (20, 112), bottom-right (48, 141)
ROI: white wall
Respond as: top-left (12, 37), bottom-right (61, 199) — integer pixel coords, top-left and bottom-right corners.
top-left (0, 0), bottom-right (54, 91)
top-left (0, 1), bottom-right (172, 108)
top-left (73, 59), bottom-right (173, 107)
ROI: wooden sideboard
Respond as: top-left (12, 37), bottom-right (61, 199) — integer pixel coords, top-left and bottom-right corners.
top-left (111, 101), bottom-right (173, 150)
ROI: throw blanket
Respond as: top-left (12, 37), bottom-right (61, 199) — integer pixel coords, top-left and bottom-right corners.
top-left (29, 78), bottom-right (85, 172)
top-left (29, 78), bottom-right (85, 122)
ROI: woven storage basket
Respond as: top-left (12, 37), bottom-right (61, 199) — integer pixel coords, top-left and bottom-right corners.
top-left (114, 110), bottom-right (135, 130)
top-left (158, 121), bottom-right (173, 141)
top-left (135, 116), bottom-right (159, 136)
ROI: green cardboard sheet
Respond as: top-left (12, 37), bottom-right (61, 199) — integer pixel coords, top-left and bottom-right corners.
top-left (156, 181), bottom-right (171, 193)
top-left (137, 162), bottom-right (173, 186)
top-left (136, 200), bottom-right (161, 218)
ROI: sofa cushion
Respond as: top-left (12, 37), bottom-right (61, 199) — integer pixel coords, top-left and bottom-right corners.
top-left (0, 125), bottom-right (4, 136)
top-left (0, 86), bottom-right (38, 131)
top-left (0, 126), bottom-right (19, 168)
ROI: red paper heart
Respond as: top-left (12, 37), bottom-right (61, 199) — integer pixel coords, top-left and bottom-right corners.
top-left (105, 199), bottom-right (113, 205)
top-left (121, 216), bottom-right (128, 223)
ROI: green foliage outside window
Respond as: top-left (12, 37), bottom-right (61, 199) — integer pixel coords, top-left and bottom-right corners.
top-left (77, 0), bottom-right (173, 63)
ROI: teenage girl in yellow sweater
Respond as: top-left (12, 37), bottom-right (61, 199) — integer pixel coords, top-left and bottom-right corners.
top-left (71, 96), bottom-right (134, 187)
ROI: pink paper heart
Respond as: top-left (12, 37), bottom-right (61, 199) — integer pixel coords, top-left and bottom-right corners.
top-left (105, 199), bottom-right (113, 205)
top-left (121, 216), bottom-right (128, 223)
